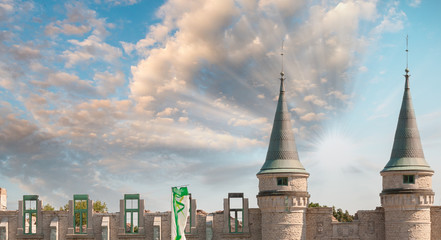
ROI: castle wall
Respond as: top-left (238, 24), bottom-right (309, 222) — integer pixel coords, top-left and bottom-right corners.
top-left (41, 211), bottom-right (69, 240)
top-left (0, 200), bottom-right (263, 240)
top-left (0, 211), bottom-right (17, 239)
top-left (356, 208), bottom-right (385, 240)
top-left (209, 208), bottom-right (261, 240)
top-left (305, 207), bottom-right (386, 240)
top-left (1, 201), bottom-right (440, 239)
top-left (306, 207), bottom-right (333, 240)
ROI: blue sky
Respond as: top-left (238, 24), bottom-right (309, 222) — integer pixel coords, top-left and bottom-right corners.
top-left (1, 0), bottom-right (440, 214)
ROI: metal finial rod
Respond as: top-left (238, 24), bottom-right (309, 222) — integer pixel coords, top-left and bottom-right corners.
top-left (405, 35), bottom-right (410, 89)
top-left (281, 40), bottom-right (284, 74)
top-left (406, 35), bottom-right (409, 70)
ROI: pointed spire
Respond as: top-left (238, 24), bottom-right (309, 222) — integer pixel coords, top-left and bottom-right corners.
top-left (258, 46), bottom-right (307, 175)
top-left (382, 39), bottom-right (432, 172)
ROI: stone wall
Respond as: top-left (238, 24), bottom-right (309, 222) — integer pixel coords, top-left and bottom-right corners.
top-left (306, 207), bottom-right (386, 240)
top-left (306, 207), bottom-right (334, 240)
top-left (0, 211), bottom-right (18, 240)
top-left (384, 208), bottom-right (431, 240)
top-left (356, 208), bottom-right (385, 240)
top-left (382, 171), bottom-right (432, 190)
top-left (1, 197), bottom-right (440, 239)
top-left (258, 173), bottom-right (308, 192)
top-left (0, 197), bottom-right (263, 240)
top-left (430, 206), bottom-right (441, 239)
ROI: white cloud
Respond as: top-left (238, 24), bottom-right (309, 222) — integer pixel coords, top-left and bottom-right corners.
top-left (409, 0), bottom-right (421, 7)
top-left (157, 107), bottom-right (179, 117)
top-left (103, 0), bottom-right (140, 6)
top-left (359, 66), bottom-right (368, 72)
top-left (228, 117), bottom-right (268, 127)
top-left (304, 95), bottom-right (327, 107)
top-left (300, 112), bottom-right (326, 121)
top-left (327, 90), bottom-right (351, 102)
top-left (291, 107), bottom-right (307, 114)
top-left (45, 22), bottom-right (91, 36)
top-left (63, 35), bottom-right (122, 67)
top-left (31, 72), bottom-right (96, 96)
top-left (0, 0), bottom-right (14, 21)
top-left (95, 71), bottom-right (125, 96)
top-left (11, 44), bottom-right (40, 60)
top-left (371, 6), bottom-right (406, 35)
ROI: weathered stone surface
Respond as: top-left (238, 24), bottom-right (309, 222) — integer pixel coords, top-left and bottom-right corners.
top-left (382, 171), bottom-right (433, 190)
top-left (258, 174), bottom-right (308, 192)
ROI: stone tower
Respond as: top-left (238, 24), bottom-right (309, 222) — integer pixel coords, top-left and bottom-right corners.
top-left (380, 67), bottom-right (434, 240)
top-left (257, 70), bottom-right (309, 240)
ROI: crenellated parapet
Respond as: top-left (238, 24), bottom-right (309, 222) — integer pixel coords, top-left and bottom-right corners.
top-left (380, 191), bottom-right (434, 209)
top-left (257, 193), bottom-right (309, 212)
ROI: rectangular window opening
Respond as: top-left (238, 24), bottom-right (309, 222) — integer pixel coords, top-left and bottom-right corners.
top-left (124, 194), bottom-right (140, 234)
top-left (73, 195), bottom-right (88, 234)
top-left (228, 193), bottom-right (244, 233)
top-left (403, 175), bottom-right (415, 184)
top-left (23, 195), bottom-right (38, 235)
top-left (277, 177), bottom-right (288, 186)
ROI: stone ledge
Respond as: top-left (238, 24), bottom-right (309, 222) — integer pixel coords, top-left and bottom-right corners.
top-left (65, 234), bottom-right (95, 239)
top-left (116, 234), bottom-right (147, 239)
top-left (185, 233), bottom-right (200, 239)
top-left (220, 232), bottom-right (251, 238)
top-left (16, 234), bottom-right (44, 239)
top-left (380, 188), bottom-right (434, 195)
top-left (257, 191), bottom-right (310, 197)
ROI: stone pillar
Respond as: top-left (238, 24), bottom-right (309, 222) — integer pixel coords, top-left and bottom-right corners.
top-left (37, 199), bottom-right (42, 234)
top-left (243, 198), bottom-right (249, 233)
top-left (17, 200), bottom-right (23, 233)
top-left (206, 214), bottom-right (213, 240)
top-left (189, 198), bottom-right (197, 233)
top-left (223, 198), bottom-right (229, 233)
top-left (87, 199), bottom-right (93, 234)
top-left (139, 199), bottom-right (145, 234)
top-left (67, 200), bottom-right (74, 234)
top-left (153, 216), bottom-right (161, 240)
top-left (0, 218), bottom-right (8, 240)
top-left (118, 199), bottom-right (124, 234)
top-left (101, 216), bottom-right (109, 240)
top-left (0, 189), bottom-right (6, 211)
top-left (50, 217), bottom-right (59, 240)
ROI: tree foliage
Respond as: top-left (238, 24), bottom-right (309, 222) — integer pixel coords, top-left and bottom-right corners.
top-left (58, 200), bottom-right (108, 213)
top-left (60, 203), bottom-right (69, 211)
top-left (332, 206), bottom-right (354, 222)
top-left (308, 202), bottom-right (328, 208)
top-left (42, 203), bottom-right (55, 211)
top-left (93, 200), bottom-right (108, 213)
top-left (308, 202), bottom-right (354, 222)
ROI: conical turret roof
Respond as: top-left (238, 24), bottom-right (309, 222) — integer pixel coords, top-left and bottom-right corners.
top-left (257, 73), bottom-right (308, 175)
top-left (382, 69), bottom-right (433, 172)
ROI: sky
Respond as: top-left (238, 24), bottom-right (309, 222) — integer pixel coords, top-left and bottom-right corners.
top-left (1, 0), bottom-right (441, 214)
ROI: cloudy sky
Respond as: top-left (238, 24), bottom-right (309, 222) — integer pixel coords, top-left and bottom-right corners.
top-left (1, 0), bottom-right (441, 214)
